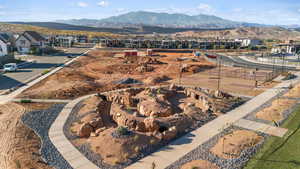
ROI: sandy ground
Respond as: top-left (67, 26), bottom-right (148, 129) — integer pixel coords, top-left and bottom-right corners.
top-left (284, 84), bottom-right (300, 98)
top-left (210, 130), bottom-right (263, 159)
top-left (18, 50), bottom-right (216, 99)
top-left (172, 72), bottom-right (277, 97)
top-left (18, 49), bottom-right (277, 100)
top-left (181, 160), bottom-right (219, 169)
top-left (0, 102), bottom-right (53, 169)
top-left (256, 99), bottom-right (297, 122)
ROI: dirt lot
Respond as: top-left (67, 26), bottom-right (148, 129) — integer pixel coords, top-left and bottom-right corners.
top-left (18, 49), bottom-right (276, 99)
top-left (0, 102), bottom-right (53, 169)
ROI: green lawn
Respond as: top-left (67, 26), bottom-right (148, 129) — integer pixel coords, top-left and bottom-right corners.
top-left (244, 106), bottom-right (300, 169)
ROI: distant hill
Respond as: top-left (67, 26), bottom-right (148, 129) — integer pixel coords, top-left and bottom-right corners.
top-left (9, 22), bottom-right (134, 34)
top-left (175, 27), bottom-right (300, 40)
top-left (0, 22), bottom-right (118, 37)
top-left (56, 11), bottom-right (266, 29)
top-left (7, 22), bottom-right (235, 34)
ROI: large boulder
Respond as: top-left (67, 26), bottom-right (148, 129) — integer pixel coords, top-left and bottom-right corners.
top-left (144, 117), bottom-right (160, 132)
top-left (183, 105), bottom-right (206, 121)
top-left (78, 123), bottom-right (94, 138)
top-left (110, 103), bottom-right (145, 131)
top-left (138, 100), bottom-right (173, 117)
top-left (158, 114), bottom-right (193, 133)
top-left (162, 126), bottom-right (177, 141)
top-left (89, 117), bottom-right (104, 129)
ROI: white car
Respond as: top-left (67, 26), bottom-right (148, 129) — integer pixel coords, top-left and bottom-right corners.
top-left (3, 63), bottom-right (18, 72)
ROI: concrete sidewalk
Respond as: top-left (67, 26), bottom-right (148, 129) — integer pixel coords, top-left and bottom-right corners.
top-left (234, 119), bottom-right (288, 137)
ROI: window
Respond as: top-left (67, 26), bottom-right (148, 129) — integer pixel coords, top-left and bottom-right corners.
top-left (20, 40), bottom-right (26, 46)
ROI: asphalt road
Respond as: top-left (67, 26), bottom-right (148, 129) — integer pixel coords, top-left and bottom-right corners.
top-left (0, 48), bottom-right (90, 94)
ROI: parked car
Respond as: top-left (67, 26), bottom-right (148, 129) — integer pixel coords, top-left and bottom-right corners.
top-left (3, 63), bottom-right (18, 72)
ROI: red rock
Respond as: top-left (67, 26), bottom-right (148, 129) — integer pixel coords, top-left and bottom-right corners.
top-left (78, 123), bottom-right (94, 138)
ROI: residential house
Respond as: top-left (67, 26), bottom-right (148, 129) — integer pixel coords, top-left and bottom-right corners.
top-left (0, 36), bottom-right (8, 57)
top-left (48, 35), bottom-right (75, 47)
top-left (0, 35), bottom-right (15, 66)
top-left (235, 38), bottom-right (263, 47)
top-left (16, 31), bottom-right (46, 54)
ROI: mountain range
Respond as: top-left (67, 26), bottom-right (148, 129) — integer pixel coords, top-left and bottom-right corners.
top-left (56, 11), bottom-right (265, 29)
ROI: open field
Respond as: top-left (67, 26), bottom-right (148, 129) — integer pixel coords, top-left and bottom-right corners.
top-left (18, 49), bottom-right (276, 100)
top-left (244, 106), bottom-right (300, 169)
top-left (18, 50), bottom-right (216, 99)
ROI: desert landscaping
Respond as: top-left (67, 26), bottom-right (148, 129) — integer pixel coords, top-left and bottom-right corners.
top-left (65, 84), bottom-right (245, 167)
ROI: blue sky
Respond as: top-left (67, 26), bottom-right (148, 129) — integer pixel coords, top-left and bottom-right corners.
top-left (0, 0), bottom-right (300, 25)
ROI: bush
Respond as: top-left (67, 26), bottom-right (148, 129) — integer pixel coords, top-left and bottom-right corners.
top-left (20, 99), bottom-right (32, 103)
top-left (117, 126), bottom-right (130, 136)
top-left (42, 69), bottom-right (50, 75)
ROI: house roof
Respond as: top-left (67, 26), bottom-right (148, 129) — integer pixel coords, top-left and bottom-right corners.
top-left (0, 33), bottom-right (10, 43)
top-left (24, 31), bottom-right (46, 42)
top-left (0, 37), bottom-right (6, 44)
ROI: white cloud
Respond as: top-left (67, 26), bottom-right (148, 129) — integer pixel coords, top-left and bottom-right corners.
top-left (77, 2), bottom-right (88, 7)
top-left (98, 1), bottom-right (109, 7)
top-left (197, 3), bottom-right (215, 14)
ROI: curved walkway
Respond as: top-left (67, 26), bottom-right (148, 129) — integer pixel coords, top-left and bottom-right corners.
top-left (49, 94), bottom-right (100, 169)
top-left (49, 74), bottom-right (300, 169)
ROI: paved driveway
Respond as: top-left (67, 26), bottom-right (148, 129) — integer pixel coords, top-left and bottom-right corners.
top-left (0, 48), bottom-right (90, 93)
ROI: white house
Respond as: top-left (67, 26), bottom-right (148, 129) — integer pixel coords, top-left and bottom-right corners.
top-left (235, 38), bottom-right (263, 47)
top-left (0, 37), bottom-right (8, 57)
top-left (16, 31), bottom-right (46, 54)
top-left (271, 44), bottom-right (300, 54)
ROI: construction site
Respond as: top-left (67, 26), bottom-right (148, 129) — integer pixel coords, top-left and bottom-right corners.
top-left (0, 47), bottom-right (298, 169)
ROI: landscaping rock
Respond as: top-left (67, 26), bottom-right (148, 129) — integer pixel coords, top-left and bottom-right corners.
top-left (78, 123), bottom-right (94, 138)
top-left (144, 117), bottom-right (160, 132)
top-left (162, 126), bottom-right (177, 141)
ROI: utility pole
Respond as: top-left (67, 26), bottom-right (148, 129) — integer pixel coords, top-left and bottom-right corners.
top-left (217, 55), bottom-right (222, 91)
top-left (179, 59), bottom-right (183, 85)
top-left (281, 51), bottom-right (284, 73)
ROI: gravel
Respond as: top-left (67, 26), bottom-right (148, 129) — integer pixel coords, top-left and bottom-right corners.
top-left (21, 103), bottom-right (72, 169)
top-left (166, 126), bottom-right (268, 169)
top-left (167, 89), bottom-right (300, 169)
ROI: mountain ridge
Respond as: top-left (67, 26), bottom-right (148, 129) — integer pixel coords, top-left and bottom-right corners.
top-left (56, 11), bottom-right (267, 29)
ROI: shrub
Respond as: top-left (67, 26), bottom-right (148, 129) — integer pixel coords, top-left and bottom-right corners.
top-left (117, 126), bottom-right (130, 136)
top-left (42, 69), bottom-right (50, 75)
top-left (20, 99), bottom-right (32, 103)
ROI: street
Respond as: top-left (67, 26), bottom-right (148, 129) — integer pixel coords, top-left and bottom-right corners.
top-left (0, 48), bottom-right (90, 94)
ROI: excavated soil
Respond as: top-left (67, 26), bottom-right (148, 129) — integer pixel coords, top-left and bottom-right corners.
top-left (181, 160), bottom-right (219, 169)
top-left (256, 99), bottom-right (297, 122)
top-left (0, 103), bottom-right (52, 169)
top-left (210, 130), bottom-right (263, 159)
top-left (18, 50), bottom-right (215, 99)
